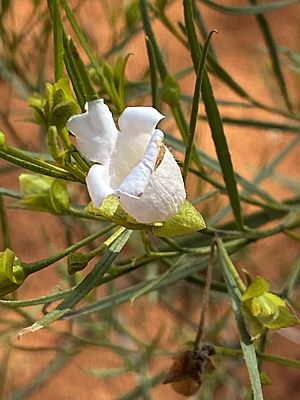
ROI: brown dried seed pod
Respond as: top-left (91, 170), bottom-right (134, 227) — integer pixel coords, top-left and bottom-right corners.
top-left (163, 346), bottom-right (215, 397)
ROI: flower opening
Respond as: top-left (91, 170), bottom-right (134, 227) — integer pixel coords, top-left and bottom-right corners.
top-left (67, 99), bottom-right (186, 223)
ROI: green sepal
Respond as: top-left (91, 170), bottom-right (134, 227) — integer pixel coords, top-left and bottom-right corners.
top-left (86, 195), bottom-right (206, 237)
top-left (151, 199), bottom-right (206, 237)
top-left (0, 249), bottom-right (26, 297)
top-left (85, 195), bottom-right (157, 231)
top-left (31, 104), bottom-right (48, 128)
top-left (68, 252), bottom-right (89, 274)
top-left (264, 305), bottom-right (299, 330)
top-left (240, 305), bottom-right (264, 340)
top-left (242, 276), bottom-right (270, 300)
top-left (18, 173), bottom-right (69, 214)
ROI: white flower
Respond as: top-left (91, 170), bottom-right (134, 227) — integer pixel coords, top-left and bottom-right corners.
top-left (67, 99), bottom-right (186, 223)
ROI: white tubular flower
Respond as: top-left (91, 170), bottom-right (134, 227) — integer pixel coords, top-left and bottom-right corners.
top-left (67, 99), bottom-right (186, 223)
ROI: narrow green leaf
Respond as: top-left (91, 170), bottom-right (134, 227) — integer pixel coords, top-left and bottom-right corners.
top-left (145, 36), bottom-right (159, 108)
top-left (61, 241), bottom-right (248, 320)
top-left (281, 252), bottom-right (300, 299)
top-left (182, 29), bottom-right (217, 182)
top-left (68, 38), bottom-right (97, 102)
top-left (62, 32), bottom-right (86, 109)
top-left (60, 0), bottom-right (100, 67)
top-left (249, 0), bottom-right (292, 111)
top-left (57, 228), bottom-right (131, 309)
top-left (217, 239), bottom-right (264, 400)
top-left (0, 150), bottom-right (77, 181)
top-left (47, 0), bottom-right (64, 81)
top-left (139, 0), bottom-right (168, 79)
top-left (130, 257), bottom-right (182, 303)
top-left (140, 0), bottom-right (201, 165)
top-left (60, 0), bottom-right (122, 110)
top-left (18, 228), bottom-right (131, 334)
top-left (199, 0), bottom-right (298, 15)
top-left (184, 0), bottom-right (243, 229)
top-left (18, 309), bottom-right (68, 336)
top-left (166, 133), bottom-right (284, 209)
top-left (192, 2), bottom-right (217, 59)
top-left (219, 116), bottom-right (300, 133)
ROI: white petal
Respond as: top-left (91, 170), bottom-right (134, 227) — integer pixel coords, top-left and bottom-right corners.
top-left (115, 130), bottom-right (164, 198)
top-left (86, 164), bottom-right (114, 208)
top-left (118, 106), bottom-right (164, 136)
top-left (118, 147), bottom-right (186, 223)
top-left (67, 99), bottom-right (118, 164)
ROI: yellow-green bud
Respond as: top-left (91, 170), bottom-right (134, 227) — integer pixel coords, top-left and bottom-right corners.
top-left (19, 173), bottom-right (69, 214)
top-left (0, 249), bottom-right (26, 297)
top-left (162, 75), bottom-right (181, 106)
top-left (241, 276), bottom-right (299, 339)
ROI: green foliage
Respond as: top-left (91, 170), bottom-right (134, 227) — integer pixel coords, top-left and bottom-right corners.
top-left (0, 0), bottom-right (299, 398)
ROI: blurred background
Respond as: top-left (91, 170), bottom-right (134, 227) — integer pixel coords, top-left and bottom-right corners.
top-left (0, 1), bottom-right (300, 399)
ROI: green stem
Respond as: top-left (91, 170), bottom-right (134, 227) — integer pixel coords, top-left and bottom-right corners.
top-left (48, 0), bottom-right (64, 81)
top-left (145, 36), bottom-right (159, 109)
top-left (215, 345), bottom-right (300, 369)
top-left (56, 227), bottom-right (130, 311)
top-left (216, 237), bottom-right (246, 293)
top-left (0, 195), bottom-right (11, 248)
top-left (23, 224), bottom-right (116, 274)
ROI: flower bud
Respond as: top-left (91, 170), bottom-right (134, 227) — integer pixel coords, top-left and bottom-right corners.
top-left (162, 75), bottom-right (181, 106)
top-left (241, 276), bottom-right (299, 339)
top-left (19, 173), bottom-right (69, 214)
top-left (0, 249), bottom-right (26, 297)
top-left (29, 78), bottom-right (79, 129)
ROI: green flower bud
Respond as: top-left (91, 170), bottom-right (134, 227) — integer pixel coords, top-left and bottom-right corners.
top-left (49, 100), bottom-right (80, 129)
top-left (162, 75), bottom-right (181, 106)
top-left (241, 276), bottom-right (299, 339)
top-left (29, 78), bottom-right (80, 129)
top-left (19, 173), bottom-right (69, 214)
top-left (0, 249), bottom-right (26, 297)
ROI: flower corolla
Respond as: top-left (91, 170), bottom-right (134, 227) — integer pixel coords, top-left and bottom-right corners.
top-left (67, 99), bottom-right (186, 223)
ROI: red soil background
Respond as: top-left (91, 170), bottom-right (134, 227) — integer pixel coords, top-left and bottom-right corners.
top-left (0, 1), bottom-right (300, 399)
